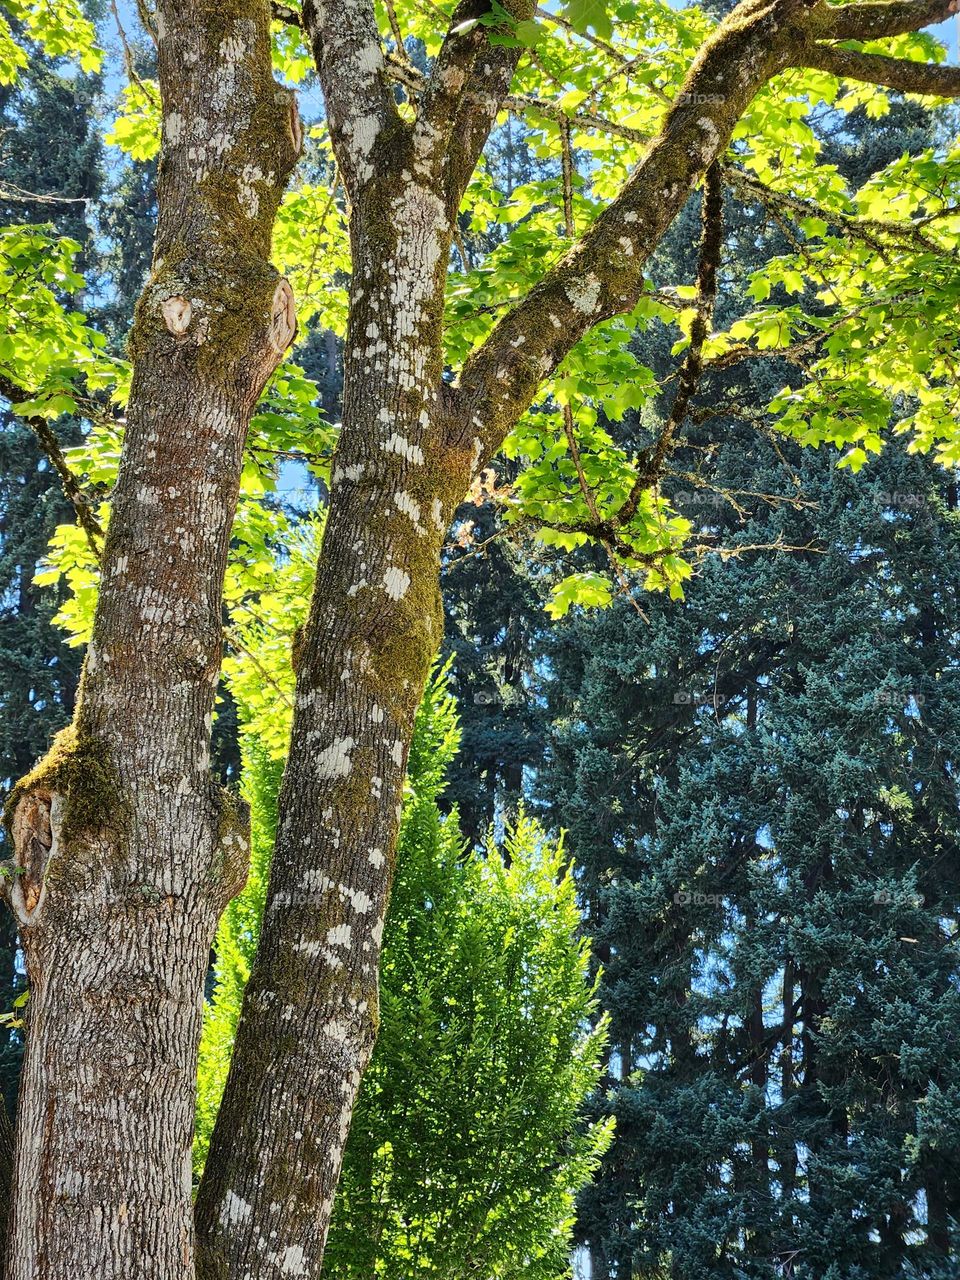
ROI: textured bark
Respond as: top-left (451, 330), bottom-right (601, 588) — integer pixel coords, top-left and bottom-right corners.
top-left (3, 4), bottom-right (298, 1278)
top-left (195, 155), bottom-right (477, 1280)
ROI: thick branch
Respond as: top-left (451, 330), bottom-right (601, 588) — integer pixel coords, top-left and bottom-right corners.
top-left (449, 0), bottom-right (812, 464)
top-left (301, 0), bottom-right (400, 193)
top-left (435, 1), bottom-right (536, 219)
top-left (813, 0), bottom-right (959, 40)
top-left (803, 41), bottom-right (960, 94)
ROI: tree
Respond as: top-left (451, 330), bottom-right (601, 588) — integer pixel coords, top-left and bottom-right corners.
top-left (196, 664), bottom-right (610, 1280)
top-left (542, 437), bottom-right (960, 1277)
top-left (4, 1), bottom-right (960, 1277)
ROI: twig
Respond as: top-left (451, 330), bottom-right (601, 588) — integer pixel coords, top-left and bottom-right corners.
top-left (0, 184), bottom-right (88, 206)
top-left (110, 0), bottom-right (158, 103)
top-left (0, 374), bottom-right (104, 557)
top-left (134, 0), bottom-right (157, 45)
top-left (384, 0), bottom-right (406, 52)
top-left (614, 162), bottom-right (724, 529)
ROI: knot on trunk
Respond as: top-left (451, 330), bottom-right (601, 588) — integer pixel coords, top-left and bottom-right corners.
top-left (9, 790), bottom-right (55, 918)
top-left (3, 726), bottom-right (124, 919)
top-left (289, 94), bottom-right (304, 158)
top-left (269, 278), bottom-right (297, 355)
top-left (161, 295), bottom-right (193, 335)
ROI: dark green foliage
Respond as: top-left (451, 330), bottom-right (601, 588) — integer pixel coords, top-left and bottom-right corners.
top-left (540, 436), bottom-right (960, 1279)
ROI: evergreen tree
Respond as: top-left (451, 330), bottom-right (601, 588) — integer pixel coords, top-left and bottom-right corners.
top-left (197, 668), bottom-right (611, 1280)
top-left (541, 436), bottom-right (960, 1279)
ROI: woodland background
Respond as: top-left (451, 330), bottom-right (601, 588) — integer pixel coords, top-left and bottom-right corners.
top-left (3, 1), bottom-right (960, 1277)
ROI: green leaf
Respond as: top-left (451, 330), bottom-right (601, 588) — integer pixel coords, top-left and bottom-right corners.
top-left (545, 572), bottom-right (614, 619)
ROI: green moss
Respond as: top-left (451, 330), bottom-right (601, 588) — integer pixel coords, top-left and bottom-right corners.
top-left (291, 622), bottom-right (306, 673)
top-left (2, 724), bottom-right (124, 849)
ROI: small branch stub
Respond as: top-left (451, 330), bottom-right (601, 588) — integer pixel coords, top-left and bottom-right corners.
top-left (10, 790), bottom-right (55, 919)
top-left (269, 279), bottom-right (297, 355)
top-left (162, 295), bottom-right (193, 335)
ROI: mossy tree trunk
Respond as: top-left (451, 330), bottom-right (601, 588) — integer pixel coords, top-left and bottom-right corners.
top-left (2, 4), bottom-right (299, 1279)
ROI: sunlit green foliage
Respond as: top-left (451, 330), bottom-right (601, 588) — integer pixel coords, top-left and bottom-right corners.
top-left (0, 0), bottom-right (100, 85)
top-left (15, 0), bottom-right (959, 617)
top-left (195, 664), bottom-right (612, 1280)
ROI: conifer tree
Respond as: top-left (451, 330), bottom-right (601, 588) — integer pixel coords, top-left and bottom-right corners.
top-left (542, 435), bottom-right (960, 1278)
top-left (196, 668), bottom-right (611, 1280)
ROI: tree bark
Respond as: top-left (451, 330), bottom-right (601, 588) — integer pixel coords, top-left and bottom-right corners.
top-left (2, 5), bottom-right (298, 1278)
top-left (195, 152), bottom-right (476, 1280)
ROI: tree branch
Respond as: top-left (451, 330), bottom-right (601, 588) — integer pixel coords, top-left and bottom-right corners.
top-left (448, 0), bottom-right (809, 465)
top-left (614, 163), bottom-right (724, 529)
top-left (724, 164), bottom-right (947, 254)
top-left (300, 0), bottom-right (400, 194)
top-left (803, 41), bottom-right (960, 95)
top-left (812, 0), bottom-right (959, 41)
top-left (430, 0), bottom-right (537, 219)
top-left (447, 0), bottom-right (960, 468)
top-left (0, 374), bottom-right (104, 556)
top-left (385, 52), bottom-right (652, 145)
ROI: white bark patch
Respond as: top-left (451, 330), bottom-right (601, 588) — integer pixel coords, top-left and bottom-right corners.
top-left (698, 116), bottom-right (720, 153)
top-left (369, 847), bottom-right (385, 868)
top-left (382, 434), bottom-right (424, 464)
top-left (269, 1245), bottom-right (307, 1276)
top-left (345, 113), bottom-right (379, 183)
top-left (348, 889), bottom-right (373, 914)
top-left (315, 736), bottom-right (355, 780)
top-left (565, 273), bottom-right (602, 315)
top-left (238, 165), bottom-right (264, 219)
top-left (393, 491), bottom-right (423, 530)
top-left (161, 296), bottom-right (192, 335)
top-left (382, 567), bottom-right (411, 601)
top-left (326, 923), bottom-right (352, 948)
top-left (164, 111), bottom-right (184, 144)
top-left (431, 498), bottom-right (445, 530)
top-left (221, 1191), bottom-right (252, 1227)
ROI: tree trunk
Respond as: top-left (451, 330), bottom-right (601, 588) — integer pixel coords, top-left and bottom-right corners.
top-left (195, 5), bottom-right (817, 1271)
top-left (195, 172), bottom-right (475, 1278)
top-left (2, 5), bottom-right (298, 1277)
